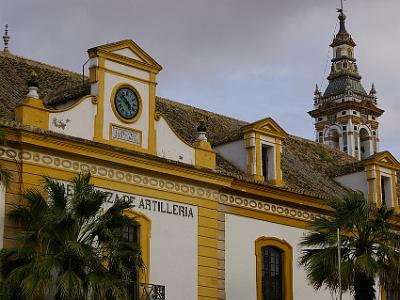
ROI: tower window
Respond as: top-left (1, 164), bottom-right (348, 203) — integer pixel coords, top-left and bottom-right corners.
top-left (373, 131), bottom-right (376, 136)
top-left (318, 117), bottom-right (323, 122)
top-left (342, 126), bottom-right (347, 131)
top-left (341, 111), bottom-right (346, 115)
top-left (372, 116), bottom-right (376, 120)
top-left (353, 111), bottom-right (357, 115)
top-left (354, 126), bottom-right (358, 130)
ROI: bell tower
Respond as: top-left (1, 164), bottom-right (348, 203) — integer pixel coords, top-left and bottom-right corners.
top-left (309, 8), bottom-right (384, 160)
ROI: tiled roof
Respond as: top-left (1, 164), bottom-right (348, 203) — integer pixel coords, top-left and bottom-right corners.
top-left (323, 76), bottom-right (367, 97)
top-left (0, 50), bottom-right (376, 199)
top-left (0, 51), bottom-right (83, 117)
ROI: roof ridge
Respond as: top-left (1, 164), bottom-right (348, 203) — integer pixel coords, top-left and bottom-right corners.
top-left (0, 50), bottom-right (82, 78)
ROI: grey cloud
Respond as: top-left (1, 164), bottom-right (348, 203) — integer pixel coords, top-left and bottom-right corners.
top-left (1, 0), bottom-right (398, 157)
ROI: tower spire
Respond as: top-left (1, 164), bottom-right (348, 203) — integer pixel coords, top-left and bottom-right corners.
top-left (2, 24), bottom-right (10, 52)
top-left (308, 4), bottom-right (384, 160)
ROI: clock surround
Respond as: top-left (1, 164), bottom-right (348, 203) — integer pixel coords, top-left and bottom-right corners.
top-left (110, 83), bottom-right (142, 124)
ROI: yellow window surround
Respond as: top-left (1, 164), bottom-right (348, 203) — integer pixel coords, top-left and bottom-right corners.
top-left (255, 236), bottom-right (293, 300)
top-left (123, 210), bottom-right (152, 284)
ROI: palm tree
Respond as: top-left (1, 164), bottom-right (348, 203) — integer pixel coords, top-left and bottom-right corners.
top-left (299, 192), bottom-right (400, 300)
top-left (0, 173), bottom-right (143, 300)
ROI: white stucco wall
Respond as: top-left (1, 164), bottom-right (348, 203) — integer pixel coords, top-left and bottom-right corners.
top-left (334, 171), bottom-right (368, 199)
top-left (225, 214), bottom-right (353, 300)
top-left (60, 181), bottom-right (198, 300)
top-left (102, 72), bottom-right (150, 148)
top-left (214, 139), bottom-right (247, 172)
top-left (156, 116), bottom-right (195, 165)
top-left (48, 97), bottom-right (97, 140)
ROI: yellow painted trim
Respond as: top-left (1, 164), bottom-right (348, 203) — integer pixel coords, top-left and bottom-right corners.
top-left (195, 141), bottom-right (216, 170)
top-left (148, 73), bottom-right (157, 155)
top-left (275, 138), bottom-right (282, 186)
top-left (109, 123), bottom-right (142, 147)
top-left (376, 166), bottom-right (382, 207)
top-left (224, 204), bottom-right (311, 230)
top-left (255, 132), bottom-right (262, 179)
top-left (391, 170), bottom-right (398, 208)
top-left (123, 210), bottom-right (151, 284)
top-left (110, 83), bottom-right (143, 124)
top-left (241, 117), bottom-right (288, 140)
top-left (15, 97), bottom-right (49, 130)
top-left (94, 57), bottom-right (105, 142)
top-left (103, 67), bottom-right (155, 85)
top-left (93, 50), bottom-right (161, 74)
top-left (88, 40), bottom-right (162, 71)
top-left (255, 237), bottom-right (293, 300)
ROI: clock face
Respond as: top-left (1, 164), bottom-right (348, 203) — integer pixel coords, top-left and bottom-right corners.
top-left (114, 87), bottom-right (139, 120)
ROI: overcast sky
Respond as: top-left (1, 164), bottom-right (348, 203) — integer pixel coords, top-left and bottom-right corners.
top-left (1, 0), bottom-right (399, 158)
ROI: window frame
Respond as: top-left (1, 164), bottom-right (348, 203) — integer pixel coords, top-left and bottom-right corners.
top-left (255, 237), bottom-right (293, 300)
top-left (123, 210), bottom-right (152, 283)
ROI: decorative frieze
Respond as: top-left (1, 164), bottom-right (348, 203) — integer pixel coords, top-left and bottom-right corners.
top-left (0, 146), bottom-right (321, 222)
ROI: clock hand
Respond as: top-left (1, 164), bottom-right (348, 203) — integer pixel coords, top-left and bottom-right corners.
top-left (121, 95), bottom-right (133, 111)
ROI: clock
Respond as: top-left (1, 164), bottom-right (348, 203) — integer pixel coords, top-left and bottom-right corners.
top-left (114, 87), bottom-right (140, 120)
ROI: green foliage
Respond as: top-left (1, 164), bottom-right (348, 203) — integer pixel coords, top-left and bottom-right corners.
top-left (0, 173), bottom-right (143, 300)
top-left (299, 192), bottom-right (400, 300)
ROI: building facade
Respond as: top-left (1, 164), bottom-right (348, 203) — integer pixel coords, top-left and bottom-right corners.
top-left (0, 8), bottom-right (399, 300)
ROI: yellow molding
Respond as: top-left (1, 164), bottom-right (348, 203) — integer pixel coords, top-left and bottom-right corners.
top-left (376, 166), bottom-right (382, 207)
top-left (94, 57), bottom-right (105, 142)
top-left (199, 266), bottom-right (219, 278)
top-left (391, 170), bottom-right (398, 208)
top-left (275, 138), bottom-right (283, 186)
top-left (88, 40), bottom-right (162, 72)
top-left (255, 236), bottom-right (293, 300)
top-left (103, 67), bottom-right (156, 85)
top-left (255, 132), bottom-right (262, 179)
top-left (198, 286), bottom-right (218, 298)
top-left (224, 204), bottom-right (311, 230)
top-left (92, 50), bottom-right (161, 74)
top-left (148, 73), bottom-right (157, 155)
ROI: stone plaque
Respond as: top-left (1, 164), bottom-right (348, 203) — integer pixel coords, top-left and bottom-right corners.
top-left (111, 125), bottom-right (140, 145)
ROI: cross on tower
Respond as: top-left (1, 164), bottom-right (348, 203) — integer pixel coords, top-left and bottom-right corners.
top-left (337, 0), bottom-right (345, 14)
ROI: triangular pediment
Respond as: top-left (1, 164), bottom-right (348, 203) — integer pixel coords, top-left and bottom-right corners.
top-left (88, 39), bottom-right (162, 72)
top-left (241, 117), bottom-right (287, 139)
top-left (363, 151), bottom-right (400, 171)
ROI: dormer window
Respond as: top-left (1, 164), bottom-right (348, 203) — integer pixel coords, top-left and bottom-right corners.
top-left (381, 175), bottom-right (393, 207)
top-left (262, 144), bottom-right (274, 181)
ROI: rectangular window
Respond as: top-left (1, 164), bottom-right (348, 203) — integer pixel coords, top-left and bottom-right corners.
top-left (262, 145), bottom-right (274, 182)
top-left (381, 176), bottom-right (392, 207)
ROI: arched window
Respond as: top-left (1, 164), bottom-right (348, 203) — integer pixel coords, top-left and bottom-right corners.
top-left (256, 237), bottom-right (293, 300)
top-left (359, 128), bottom-right (371, 159)
top-left (123, 211), bottom-right (151, 283)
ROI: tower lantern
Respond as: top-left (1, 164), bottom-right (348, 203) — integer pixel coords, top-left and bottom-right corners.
top-left (308, 8), bottom-right (384, 160)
